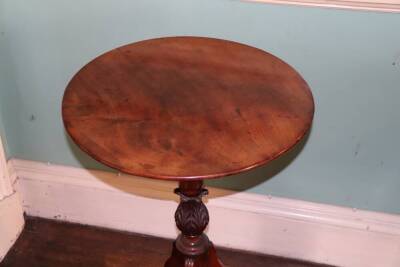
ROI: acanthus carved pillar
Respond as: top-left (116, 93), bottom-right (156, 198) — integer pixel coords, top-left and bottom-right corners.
top-left (165, 181), bottom-right (223, 267)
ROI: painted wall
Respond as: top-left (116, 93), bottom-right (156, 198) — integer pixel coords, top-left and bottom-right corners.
top-left (1, 0), bottom-right (399, 213)
top-left (0, 59), bottom-right (12, 157)
top-left (0, 12), bottom-right (8, 154)
top-left (0, 5), bottom-right (20, 157)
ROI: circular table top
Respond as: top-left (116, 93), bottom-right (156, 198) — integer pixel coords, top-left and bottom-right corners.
top-left (62, 37), bottom-right (314, 181)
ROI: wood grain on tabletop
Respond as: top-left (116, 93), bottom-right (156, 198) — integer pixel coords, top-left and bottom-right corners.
top-left (62, 37), bottom-right (314, 180)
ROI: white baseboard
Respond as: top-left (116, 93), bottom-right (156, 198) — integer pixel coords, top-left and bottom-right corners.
top-left (0, 191), bottom-right (24, 261)
top-left (10, 158), bottom-right (400, 267)
top-left (0, 136), bottom-right (24, 262)
top-left (0, 137), bottom-right (13, 200)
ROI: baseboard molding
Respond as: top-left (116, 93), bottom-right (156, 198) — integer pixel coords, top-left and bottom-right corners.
top-left (0, 137), bottom-right (13, 200)
top-left (0, 136), bottom-right (24, 262)
top-left (0, 192), bottom-right (25, 262)
top-left (10, 158), bottom-right (400, 267)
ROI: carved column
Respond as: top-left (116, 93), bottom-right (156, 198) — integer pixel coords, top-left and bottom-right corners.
top-left (165, 181), bottom-right (223, 267)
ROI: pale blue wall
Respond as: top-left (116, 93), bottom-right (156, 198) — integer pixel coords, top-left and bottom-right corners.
top-left (1, 0), bottom-right (400, 213)
top-left (0, 8), bottom-right (14, 156)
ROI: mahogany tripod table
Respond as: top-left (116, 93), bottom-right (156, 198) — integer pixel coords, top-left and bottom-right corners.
top-left (62, 37), bottom-right (314, 267)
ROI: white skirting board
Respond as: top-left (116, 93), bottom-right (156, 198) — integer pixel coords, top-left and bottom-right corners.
top-left (10, 158), bottom-right (400, 267)
top-left (0, 192), bottom-right (24, 261)
top-left (0, 136), bottom-right (24, 262)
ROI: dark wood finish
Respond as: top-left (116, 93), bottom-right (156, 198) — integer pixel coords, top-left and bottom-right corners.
top-left (1, 217), bottom-right (335, 267)
top-left (165, 181), bottom-right (223, 267)
top-left (165, 242), bottom-right (223, 267)
top-left (62, 36), bottom-right (314, 181)
top-left (61, 37), bottom-right (315, 267)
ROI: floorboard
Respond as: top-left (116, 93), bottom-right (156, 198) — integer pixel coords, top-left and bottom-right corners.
top-left (1, 217), bottom-right (334, 267)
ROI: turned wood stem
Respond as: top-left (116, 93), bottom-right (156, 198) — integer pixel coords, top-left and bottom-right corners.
top-left (174, 181), bottom-right (210, 256)
top-left (165, 181), bottom-right (224, 266)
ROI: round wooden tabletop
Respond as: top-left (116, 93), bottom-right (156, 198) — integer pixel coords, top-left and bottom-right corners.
top-left (62, 37), bottom-right (314, 181)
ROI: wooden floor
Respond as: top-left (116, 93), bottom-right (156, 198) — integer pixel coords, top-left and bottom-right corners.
top-left (1, 217), bottom-right (333, 267)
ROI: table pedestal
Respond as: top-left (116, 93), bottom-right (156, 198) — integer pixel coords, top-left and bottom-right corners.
top-left (165, 181), bottom-right (224, 267)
